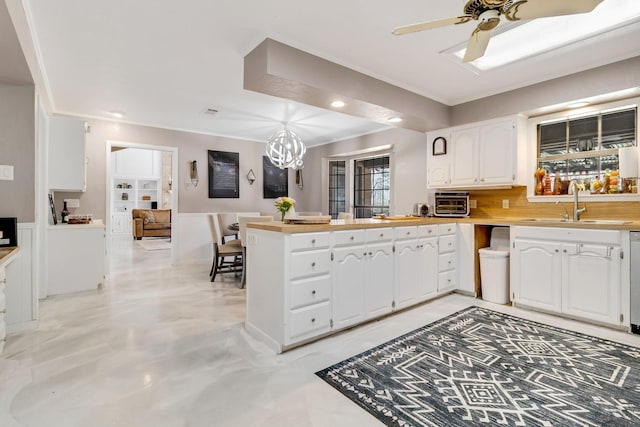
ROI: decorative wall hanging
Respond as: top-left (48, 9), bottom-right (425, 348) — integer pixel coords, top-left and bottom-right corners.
top-left (208, 150), bottom-right (239, 198)
top-left (263, 156), bottom-right (288, 198)
top-left (432, 136), bottom-right (447, 156)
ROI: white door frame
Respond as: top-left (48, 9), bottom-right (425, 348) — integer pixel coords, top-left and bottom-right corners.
top-left (105, 140), bottom-right (179, 272)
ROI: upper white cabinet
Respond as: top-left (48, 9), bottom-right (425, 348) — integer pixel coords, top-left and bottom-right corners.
top-left (427, 115), bottom-right (526, 189)
top-left (48, 117), bottom-right (87, 192)
top-left (113, 148), bottom-right (162, 178)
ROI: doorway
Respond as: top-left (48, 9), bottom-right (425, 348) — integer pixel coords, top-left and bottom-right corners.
top-left (105, 141), bottom-right (179, 273)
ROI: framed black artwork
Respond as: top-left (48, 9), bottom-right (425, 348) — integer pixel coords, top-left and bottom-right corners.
top-left (432, 136), bottom-right (447, 156)
top-left (263, 156), bottom-right (288, 198)
top-left (208, 150), bottom-right (239, 198)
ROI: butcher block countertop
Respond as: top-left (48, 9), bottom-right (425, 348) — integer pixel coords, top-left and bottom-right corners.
top-left (247, 217), bottom-right (640, 233)
top-left (0, 246), bottom-right (20, 269)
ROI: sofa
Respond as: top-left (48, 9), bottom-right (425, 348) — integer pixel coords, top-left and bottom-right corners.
top-left (132, 209), bottom-right (171, 240)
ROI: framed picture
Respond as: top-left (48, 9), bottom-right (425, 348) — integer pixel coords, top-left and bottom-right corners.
top-left (48, 193), bottom-right (57, 225)
top-left (208, 150), bottom-right (239, 198)
top-left (263, 156), bottom-right (288, 198)
top-left (432, 136), bottom-right (447, 156)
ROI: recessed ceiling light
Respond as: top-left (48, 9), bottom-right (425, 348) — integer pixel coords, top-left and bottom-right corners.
top-left (388, 117), bottom-right (403, 123)
top-left (452, 1), bottom-right (640, 71)
top-left (330, 100), bottom-right (345, 108)
top-left (109, 111), bottom-right (124, 118)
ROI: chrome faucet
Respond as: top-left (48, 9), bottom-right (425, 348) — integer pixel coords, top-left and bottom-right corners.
top-left (569, 180), bottom-right (587, 221)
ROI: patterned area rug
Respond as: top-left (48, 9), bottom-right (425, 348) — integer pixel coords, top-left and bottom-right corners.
top-left (316, 306), bottom-right (640, 426)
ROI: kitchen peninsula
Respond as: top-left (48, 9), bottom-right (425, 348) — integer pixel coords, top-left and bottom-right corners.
top-left (245, 217), bottom-right (636, 353)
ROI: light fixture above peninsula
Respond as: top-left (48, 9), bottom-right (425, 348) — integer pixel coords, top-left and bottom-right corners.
top-left (266, 125), bottom-right (306, 170)
top-left (330, 100), bottom-right (345, 108)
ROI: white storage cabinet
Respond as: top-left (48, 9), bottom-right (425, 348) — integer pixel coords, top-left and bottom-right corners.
top-left (48, 117), bottom-right (87, 192)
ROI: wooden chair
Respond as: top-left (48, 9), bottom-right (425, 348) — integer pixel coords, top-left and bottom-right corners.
top-left (208, 214), bottom-right (243, 283)
top-left (338, 212), bottom-right (353, 220)
top-left (259, 211), bottom-right (280, 221)
top-left (239, 216), bottom-right (273, 288)
top-left (217, 212), bottom-right (240, 245)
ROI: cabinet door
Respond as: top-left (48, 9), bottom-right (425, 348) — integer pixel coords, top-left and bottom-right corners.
top-left (426, 131), bottom-right (451, 188)
top-left (417, 237), bottom-right (438, 301)
top-left (394, 239), bottom-right (420, 309)
top-left (478, 119), bottom-right (515, 185)
top-left (332, 245), bottom-right (366, 330)
top-left (451, 127), bottom-right (479, 186)
top-left (48, 117), bottom-right (86, 191)
top-left (562, 243), bottom-right (621, 325)
top-left (512, 239), bottom-right (562, 312)
top-left (365, 241), bottom-right (394, 319)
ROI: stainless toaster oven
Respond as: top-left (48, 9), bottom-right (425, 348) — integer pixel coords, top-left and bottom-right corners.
top-left (432, 192), bottom-right (469, 217)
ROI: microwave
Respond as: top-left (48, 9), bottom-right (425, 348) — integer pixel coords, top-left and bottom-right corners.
top-left (431, 192), bottom-right (470, 217)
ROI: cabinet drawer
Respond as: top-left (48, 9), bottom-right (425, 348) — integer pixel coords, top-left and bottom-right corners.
top-left (394, 226), bottom-right (418, 240)
top-left (287, 302), bottom-right (331, 341)
top-left (290, 250), bottom-right (331, 279)
top-left (418, 225), bottom-right (437, 238)
top-left (438, 224), bottom-right (456, 235)
top-left (333, 229), bottom-right (365, 246)
top-left (439, 234), bottom-right (456, 253)
top-left (290, 275), bottom-right (331, 310)
top-left (289, 232), bottom-right (330, 251)
top-left (0, 292), bottom-right (5, 313)
top-left (439, 270), bottom-right (456, 291)
top-left (366, 227), bottom-right (393, 242)
top-left (439, 252), bottom-right (456, 271)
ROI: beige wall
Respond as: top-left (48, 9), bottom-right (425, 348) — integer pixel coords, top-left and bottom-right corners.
top-left (53, 119), bottom-right (301, 220)
top-left (451, 56), bottom-right (640, 125)
top-left (300, 127), bottom-right (428, 215)
top-left (0, 82), bottom-right (35, 222)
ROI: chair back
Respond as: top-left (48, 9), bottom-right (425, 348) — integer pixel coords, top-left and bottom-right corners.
top-left (297, 211), bottom-right (322, 216)
top-left (217, 212), bottom-right (239, 238)
top-left (338, 212), bottom-right (353, 220)
top-left (208, 214), bottom-right (221, 245)
top-left (239, 216), bottom-right (273, 246)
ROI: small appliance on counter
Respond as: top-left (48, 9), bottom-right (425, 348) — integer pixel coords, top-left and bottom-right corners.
top-left (0, 217), bottom-right (18, 247)
top-left (430, 192), bottom-right (470, 217)
top-left (412, 203), bottom-right (430, 217)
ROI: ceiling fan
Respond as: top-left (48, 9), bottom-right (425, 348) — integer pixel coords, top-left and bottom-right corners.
top-left (392, 0), bottom-right (603, 63)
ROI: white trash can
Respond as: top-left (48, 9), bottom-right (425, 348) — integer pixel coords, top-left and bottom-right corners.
top-left (479, 227), bottom-right (510, 304)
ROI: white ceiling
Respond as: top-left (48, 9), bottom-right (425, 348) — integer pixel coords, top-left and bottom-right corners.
top-left (15, 0), bottom-right (640, 146)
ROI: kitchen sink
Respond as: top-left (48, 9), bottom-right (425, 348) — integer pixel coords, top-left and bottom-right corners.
top-left (521, 218), bottom-right (631, 225)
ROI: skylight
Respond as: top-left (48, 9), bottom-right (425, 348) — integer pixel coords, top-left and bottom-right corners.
top-left (453, 0), bottom-right (640, 71)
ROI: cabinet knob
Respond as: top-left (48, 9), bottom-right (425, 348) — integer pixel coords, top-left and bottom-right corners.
top-left (563, 249), bottom-right (567, 253)
top-left (406, 231), bottom-right (410, 235)
top-left (448, 260), bottom-right (452, 265)
top-left (311, 290), bottom-right (316, 295)
top-left (350, 236), bottom-right (354, 240)
top-left (369, 252), bottom-right (372, 256)
top-left (428, 229), bottom-right (432, 233)
top-left (311, 318), bottom-right (316, 323)
top-left (311, 262), bottom-right (316, 267)
top-left (379, 233), bottom-right (384, 237)
top-left (555, 249), bottom-right (559, 253)
top-left (311, 239), bottom-right (316, 244)
top-left (480, 178), bottom-right (485, 182)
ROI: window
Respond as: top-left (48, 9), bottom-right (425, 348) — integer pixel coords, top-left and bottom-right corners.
top-left (328, 161), bottom-right (346, 219)
top-left (353, 155), bottom-right (390, 218)
top-left (536, 107), bottom-right (637, 195)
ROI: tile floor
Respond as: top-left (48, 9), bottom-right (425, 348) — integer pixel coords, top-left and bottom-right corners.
top-left (1, 237), bottom-right (640, 426)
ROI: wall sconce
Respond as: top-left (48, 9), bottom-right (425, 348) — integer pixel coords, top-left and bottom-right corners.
top-left (190, 161), bottom-right (199, 187)
top-left (246, 168), bottom-right (256, 185)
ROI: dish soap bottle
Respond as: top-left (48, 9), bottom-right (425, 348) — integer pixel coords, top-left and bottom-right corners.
top-left (61, 201), bottom-right (69, 224)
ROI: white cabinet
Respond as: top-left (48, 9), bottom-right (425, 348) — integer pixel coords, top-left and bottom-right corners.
top-left (427, 115), bottom-right (525, 189)
top-left (511, 239), bottom-right (562, 312)
top-left (562, 243), bottom-right (621, 325)
top-left (111, 212), bottom-right (132, 234)
top-left (47, 225), bottom-right (106, 296)
top-left (0, 265), bottom-right (6, 353)
top-left (332, 244), bottom-right (366, 329)
top-left (394, 226), bottom-right (438, 310)
top-left (48, 116), bottom-right (87, 192)
top-left (113, 148), bottom-right (162, 178)
top-left (364, 240), bottom-right (394, 319)
top-left (284, 232), bottom-right (331, 345)
top-left (511, 226), bottom-right (626, 327)
top-left (437, 223), bottom-right (457, 292)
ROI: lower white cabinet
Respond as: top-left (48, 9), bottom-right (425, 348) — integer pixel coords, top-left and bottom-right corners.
top-left (332, 243), bottom-right (366, 330)
top-left (0, 266), bottom-right (6, 353)
top-left (47, 224), bottom-right (106, 296)
top-left (437, 224), bottom-right (457, 292)
top-left (111, 212), bottom-right (132, 234)
top-left (364, 241), bottom-right (394, 319)
top-left (511, 227), bottom-right (626, 327)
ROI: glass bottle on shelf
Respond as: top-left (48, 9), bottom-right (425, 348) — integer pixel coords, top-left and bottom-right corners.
top-left (61, 201), bottom-right (69, 224)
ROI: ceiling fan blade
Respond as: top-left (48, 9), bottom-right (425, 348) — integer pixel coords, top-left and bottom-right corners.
top-left (392, 15), bottom-right (472, 35)
top-left (505, 0), bottom-right (603, 21)
top-left (463, 28), bottom-right (493, 63)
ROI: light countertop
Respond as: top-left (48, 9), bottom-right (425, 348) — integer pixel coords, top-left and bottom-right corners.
top-left (247, 217), bottom-right (640, 233)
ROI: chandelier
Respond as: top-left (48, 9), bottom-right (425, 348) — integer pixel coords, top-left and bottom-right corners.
top-left (266, 126), bottom-right (306, 170)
